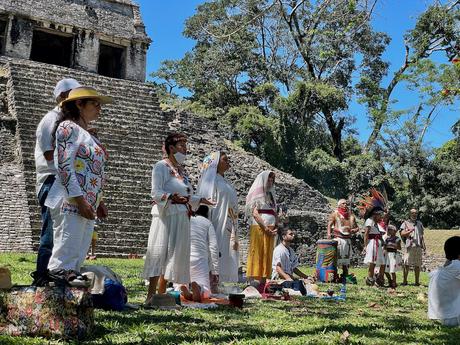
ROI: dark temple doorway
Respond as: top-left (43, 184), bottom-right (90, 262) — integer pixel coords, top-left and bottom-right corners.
top-left (30, 30), bottom-right (73, 67)
top-left (98, 43), bottom-right (125, 79)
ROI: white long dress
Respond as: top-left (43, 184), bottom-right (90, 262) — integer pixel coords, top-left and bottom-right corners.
top-left (210, 174), bottom-right (239, 282)
top-left (363, 218), bottom-right (385, 266)
top-left (190, 215), bottom-right (219, 291)
top-left (143, 159), bottom-right (200, 284)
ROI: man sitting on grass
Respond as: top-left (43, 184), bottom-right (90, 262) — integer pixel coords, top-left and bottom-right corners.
top-left (428, 236), bottom-right (460, 327)
top-left (271, 227), bottom-right (309, 294)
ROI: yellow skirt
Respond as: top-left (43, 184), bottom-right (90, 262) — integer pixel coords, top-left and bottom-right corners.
top-left (246, 225), bottom-right (275, 280)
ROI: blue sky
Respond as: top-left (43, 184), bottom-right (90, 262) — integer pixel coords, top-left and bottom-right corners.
top-left (137, 0), bottom-right (458, 148)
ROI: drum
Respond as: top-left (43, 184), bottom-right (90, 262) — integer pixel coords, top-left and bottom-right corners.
top-left (315, 240), bottom-right (338, 282)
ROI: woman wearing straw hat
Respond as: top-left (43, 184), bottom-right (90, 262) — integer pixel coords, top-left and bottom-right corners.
top-left (45, 86), bottom-right (111, 286)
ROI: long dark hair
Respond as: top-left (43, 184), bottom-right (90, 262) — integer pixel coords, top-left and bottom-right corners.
top-left (52, 99), bottom-right (89, 142)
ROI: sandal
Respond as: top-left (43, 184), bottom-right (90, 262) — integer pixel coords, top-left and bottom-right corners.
top-left (365, 277), bottom-right (374, 286)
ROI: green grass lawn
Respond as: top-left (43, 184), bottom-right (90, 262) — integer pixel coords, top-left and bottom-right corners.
top-left (424, 229), bottom-right (460, 257)
top-left (0, 253), bottom-right (459, 345)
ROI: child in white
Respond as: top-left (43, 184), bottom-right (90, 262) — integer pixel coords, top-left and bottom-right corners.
top-left (384, 225), bottom-right (402, 288)
top-left (428, 236), bottom-right (460, 326)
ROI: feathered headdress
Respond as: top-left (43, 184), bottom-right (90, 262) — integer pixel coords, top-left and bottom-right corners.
top-left (357, 188), bottom-right (387, 219)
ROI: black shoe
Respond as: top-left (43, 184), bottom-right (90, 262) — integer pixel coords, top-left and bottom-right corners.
top-left (30, 270), bottom-right (50, 287)
top-left (47, 269), bottom-right (71, 287)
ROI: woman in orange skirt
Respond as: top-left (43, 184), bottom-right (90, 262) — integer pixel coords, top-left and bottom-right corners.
top-left (245, 171), bottom-right (278, 284)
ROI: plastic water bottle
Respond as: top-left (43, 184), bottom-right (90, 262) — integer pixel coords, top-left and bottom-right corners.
top-left (338, 283), bottom-right (346, 301)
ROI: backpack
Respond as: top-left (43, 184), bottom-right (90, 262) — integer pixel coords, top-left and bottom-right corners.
top-left (91, 278), bottom-right (127, 311)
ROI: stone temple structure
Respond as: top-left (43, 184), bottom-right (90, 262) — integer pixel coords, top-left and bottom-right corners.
top-left (0, 0), bottom-right (149, 81)
top-left (0, 0), bottom-right (332, 265)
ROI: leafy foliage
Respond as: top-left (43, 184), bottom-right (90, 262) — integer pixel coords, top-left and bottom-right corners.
top-left (150, 0), bottom-right (460, 227)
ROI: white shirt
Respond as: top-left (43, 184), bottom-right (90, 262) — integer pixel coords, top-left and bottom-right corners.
top-left (150, 160), bottom-right (200, 217)
top-left (428, 259), bottom-right (460, 320)
top-left (365, 218), bottom-right (381, 235)
top-left (271, 243), bottom-right (299, 279)
top-left (251, 201), bottom-right (276, 226)
top-left (400, 220), bottom-right (424, 247)
top-left (35, 107), bottom-right (59, 195)
top-left (190, 215), bottom-right (219, 275)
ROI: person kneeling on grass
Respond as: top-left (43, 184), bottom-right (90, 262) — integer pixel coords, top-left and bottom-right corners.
top-left (428, 236), bottom-right (460, 327)
top-left (179, 205), bottom-right (220, 303)
top-left (271, 227), bottom-right (309, 295)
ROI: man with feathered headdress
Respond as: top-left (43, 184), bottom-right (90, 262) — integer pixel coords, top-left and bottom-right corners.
top-left (327, 199), bottom-right (359, 281)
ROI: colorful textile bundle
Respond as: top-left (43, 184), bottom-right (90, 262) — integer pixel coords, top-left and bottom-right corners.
top-left (0, 286), bottom-right (93, 340)
top-left (357, 188), bottom-right (387, 219)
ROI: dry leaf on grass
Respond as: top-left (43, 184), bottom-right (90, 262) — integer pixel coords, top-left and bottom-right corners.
top-left (367, 302), bottom-right (382, 309)
top-left (340, 330), bottom-right (350, 344)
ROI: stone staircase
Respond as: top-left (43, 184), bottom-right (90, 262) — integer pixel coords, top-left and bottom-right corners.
top-left (0, 62), bottom-right (33, 251)
top-left (3, 57), bottom-right (168, 255)
top-left (1, 57), bottom-right (332, 262)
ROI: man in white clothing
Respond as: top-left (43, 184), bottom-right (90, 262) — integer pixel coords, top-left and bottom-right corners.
top-left (180, 205), bottom-right (219, 302)
top-left (400, 208), bottom-right (426, 286)
top-left (272, 228), bottom-right (308, 281)
top-left (428, 236), bottom-right (460, 326)
top-left (32, 78), bottom-right (81, 286)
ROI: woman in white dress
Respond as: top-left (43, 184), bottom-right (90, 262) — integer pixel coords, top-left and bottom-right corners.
top-left (143, 133), bottom-right (213, 304)
top-left (363, 208), bottom-right (386, 286)
top-left (197, 151), bottom-right (239, 284)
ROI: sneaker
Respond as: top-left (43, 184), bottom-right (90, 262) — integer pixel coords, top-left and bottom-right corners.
top-left (68, 276), bottom-right (91, 288)
top-left (48, 269), bottom-right (70, 287)
top-left (66, 271), bottom-right (90, 288)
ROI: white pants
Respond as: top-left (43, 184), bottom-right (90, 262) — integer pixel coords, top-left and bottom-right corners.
top-left (48, 212), bottom-right (95, 272)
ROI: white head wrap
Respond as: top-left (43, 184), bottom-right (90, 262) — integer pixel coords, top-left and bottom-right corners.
top-left (196, 151), bottom-right (220, 200)
top-left (245, 170), bottom-right (276, 216)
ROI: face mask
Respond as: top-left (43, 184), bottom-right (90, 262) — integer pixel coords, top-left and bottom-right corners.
top-left (174, 152), bottom-right (186, 165)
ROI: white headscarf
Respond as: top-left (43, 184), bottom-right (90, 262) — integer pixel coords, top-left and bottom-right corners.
top-left (245, 170), bottom-right (276, 216)
top-left (196, 151), bottom-right (220, 200)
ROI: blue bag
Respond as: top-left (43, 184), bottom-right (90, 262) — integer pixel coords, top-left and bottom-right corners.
top-left (92, 278), bottom-right (127, 311)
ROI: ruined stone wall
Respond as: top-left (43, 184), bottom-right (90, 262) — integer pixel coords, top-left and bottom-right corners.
top-left (0, 0), bottom-right (147, 41)
top-left (0, 63), bottom-right (32, 252)
top-left (0, 0), bottom-right (150, 81)
top-left (0, 58), bottom-right (332, 264)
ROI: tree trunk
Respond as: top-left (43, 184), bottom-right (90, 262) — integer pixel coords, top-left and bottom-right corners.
top-left (323, 108), bottom-right (344, 161)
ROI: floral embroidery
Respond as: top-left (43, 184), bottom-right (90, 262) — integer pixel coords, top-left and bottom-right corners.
top-left (56, 121), bottom-right (106, 213)
top-left (74, 160), bottom-right (85, 172)
top-left (77, 144), bottom-right (91, 159)
top-left (89, 178), bottom-right (98, 188)
top-left (0, 286), bottom-right (94, 339)
top-left (94, 146), bottom-right (103, 156)
top-left (90, 160), bottom-right (102, 175)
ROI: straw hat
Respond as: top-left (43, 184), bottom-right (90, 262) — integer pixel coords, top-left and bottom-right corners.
top-left (0, 267), bottom-right (12, 289)
top-left (60, 86), bottom-right (112, 106)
